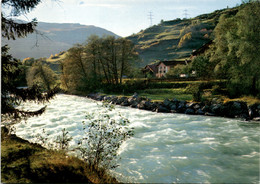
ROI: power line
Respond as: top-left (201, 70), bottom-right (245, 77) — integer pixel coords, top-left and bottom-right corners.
top-left (183, 9), bottom-right (189, 19)
top-left (148, 11), bottom-right (154, 26)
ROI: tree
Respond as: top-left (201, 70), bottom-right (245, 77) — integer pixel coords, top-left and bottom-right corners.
top-left (1, 0), bottom-right (58, 124)
top-left (61, 35), bottom-right (138, 94)
top-left (191, 56), bottom-right (213, 79)
top-left (61, 44), bottom-right (90, 94)
top-left (211, 1), bottom-right (260, 97)
top-left (1, 0), bottom-right (40, 40)
top-left (26, 61), bottom-right (58, 91)
top-left (166, 64), bottom-right (190, 78)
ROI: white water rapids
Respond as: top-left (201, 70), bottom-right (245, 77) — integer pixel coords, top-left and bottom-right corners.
top-left (14, 94), bottom-right (259, 183)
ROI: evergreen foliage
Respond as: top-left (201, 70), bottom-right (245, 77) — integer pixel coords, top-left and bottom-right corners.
top-left (1, 0), bottom-right (40, 40)
top-left (1, 0), bottom-right (58, 123)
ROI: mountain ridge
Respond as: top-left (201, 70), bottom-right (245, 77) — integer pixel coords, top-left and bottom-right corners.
top-left (2, 21), bottom-right (120, 59)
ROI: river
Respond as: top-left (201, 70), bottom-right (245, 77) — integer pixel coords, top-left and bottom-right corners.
top-left (14, 94), bottom-right (259, 183)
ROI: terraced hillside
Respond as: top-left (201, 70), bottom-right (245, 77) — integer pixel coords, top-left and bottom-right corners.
top-left (127, 7), bottom-right (239, 67)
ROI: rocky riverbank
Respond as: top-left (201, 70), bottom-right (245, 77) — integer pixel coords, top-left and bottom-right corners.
top-left (87, 93), bottom-right (260, 121)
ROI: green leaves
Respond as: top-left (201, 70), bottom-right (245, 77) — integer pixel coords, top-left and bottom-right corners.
top-left (211, 1), bottom-right (260, 97)
top-left (77, 102), bottom-right (134, 170)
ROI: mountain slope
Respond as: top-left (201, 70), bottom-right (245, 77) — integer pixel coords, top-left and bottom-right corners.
top-left (2, 22), bottom-right (120, 60)
top-left (127, 6), bottom-right (239, 67)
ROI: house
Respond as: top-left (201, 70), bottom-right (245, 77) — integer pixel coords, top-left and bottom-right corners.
top-left (142, 63), bottom-right (158, 78)
top-left (143, 59), bottom-right (191, 78)
top-left (190, 40), bottom-right (213, 59)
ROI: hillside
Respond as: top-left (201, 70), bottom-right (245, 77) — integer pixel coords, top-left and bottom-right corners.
top-left (2, 22), bottom-right (120, 60)
top-left (127, 6), bottom-right (239, 67)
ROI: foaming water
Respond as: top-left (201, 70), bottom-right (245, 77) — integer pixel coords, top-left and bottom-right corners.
top-left (14, 94), bottom-right (260, 183)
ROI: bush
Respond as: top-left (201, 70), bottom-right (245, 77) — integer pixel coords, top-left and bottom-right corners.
top-left (185, 83), bottom-right (203, 101)
top-left (77, 102), bottom-right (134, 170)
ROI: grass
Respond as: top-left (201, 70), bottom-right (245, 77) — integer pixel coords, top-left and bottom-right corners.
top-left (1, 127), bottom-right (118, 184)
top-left (138, 88), bottom-right (193, 101)
top-left (223, 96), bottom-right (260, 106)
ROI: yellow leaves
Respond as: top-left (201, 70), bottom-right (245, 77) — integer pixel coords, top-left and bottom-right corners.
top-left (178, 32), bottom-right (192, 48)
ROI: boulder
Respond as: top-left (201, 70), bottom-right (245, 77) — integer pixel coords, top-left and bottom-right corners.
top-left (169, 104), bottom-right (177, 111)
top-left (224, 101), bottom-right (249, 118)
top-left (205, 112), bottom-right (215, 116)
top-left (185, 108), bottom-right (195, 115)
top-left (253, 117), bottom-right (260, 121)
top-left (103, 96), bottom-right (112, 102)
top-left (132, 92), bottom-right (139, 98)
top-left (186, 102), bottom-right (195, 108)
top-left (163, 98), bottom-right (171, 107)
top-left (197, 109), bottom-right (205, 115)
top-left (121, 101), bottom-right (130, 106)
top-left (248, 103), bottom-right (260, 119)
top-left (172, 98), bottom-right (179, 104)
top-left (138, 100), bottom-right (153, 110)
top-left (177, 101), bottom-right (186, 113)
top-left (156, 105), bottom-right (170, 113)
top-left (193, 104), bottom-right (201, 110)
top-left (210, 104), bottom-right (222, 115)
top-left (110, 96), bottom-right (118, 104)
top-left (202, 105), bottom-right (210, 113)
top-left (96, 95), bottom-right (105, 101)
top-left (130, 101), bottom-right (138, 108)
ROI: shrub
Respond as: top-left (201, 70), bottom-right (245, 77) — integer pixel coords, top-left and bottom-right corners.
top-left (77, 102), bottom-right (134, 170)
top-left (185, 83), bottom-right (203, 101)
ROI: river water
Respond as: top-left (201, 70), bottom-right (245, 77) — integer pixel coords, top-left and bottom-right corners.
top-left (14, 94), bottom-right (259, 183)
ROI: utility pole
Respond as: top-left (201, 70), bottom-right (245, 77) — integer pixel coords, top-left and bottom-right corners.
top-left (183, 9), bottom-right (189, 19)
top-left (148, 11), bottom-right (154, 26)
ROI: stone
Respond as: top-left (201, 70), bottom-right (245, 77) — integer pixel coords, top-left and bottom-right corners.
top-left (193, 104), bottom-right (201, 110)
top-left (186, 102), bottom-right (194, 108)
top-left (137, 100), bottom-right (147, 109)
top-left (132, 92), bottom-right (139, 98)
top-left (95, 95), bottom-right (105, 101)
top-left (121, 101), bottom-right (130, 106)
top-left (205, 112), bottom-right (215, 116)
top-left (210, 104), bottom-right (222, 115)
top-left (202, 105), bottom-right (210, 112)
top-left (130, 101), bottom-right (138, 108)
top-left (197, 109), bottom-right (205, 115)
top-left (169, 104), bottom-right (177, 111)
top-left (103, 96), bottom-right (112, 102)
top-left (156, 105), bottom-right (170, 113)
top-left (177, 102), bottom-right (186, 113)
top-left (253, 117), bottom-right (260, 121)
top-left (185, 108), bottom-right (195, 115)
top-left (163, 98), bottom-right (171, 107)
top-left (224, 101), bottom-right (249, 118)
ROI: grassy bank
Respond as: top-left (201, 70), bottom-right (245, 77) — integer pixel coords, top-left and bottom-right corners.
top-left (1, 127), bottom-right (118, 183)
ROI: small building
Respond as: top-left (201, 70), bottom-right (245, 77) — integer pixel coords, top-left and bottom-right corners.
top-left (190, 40), bottom-right (213, 59)
top-left (143, 59), bottom-right (191, 78)
top-left (142, 63), bottom-right (158, 78)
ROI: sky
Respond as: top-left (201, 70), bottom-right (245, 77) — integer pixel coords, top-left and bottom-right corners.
top-left (14, 0), bottom-right (242, 37)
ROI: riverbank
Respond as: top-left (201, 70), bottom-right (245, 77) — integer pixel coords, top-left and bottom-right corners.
top-left (1, 127), bottom-right (118, 183)
top-left (87, 92), bottom-right (260, 121)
